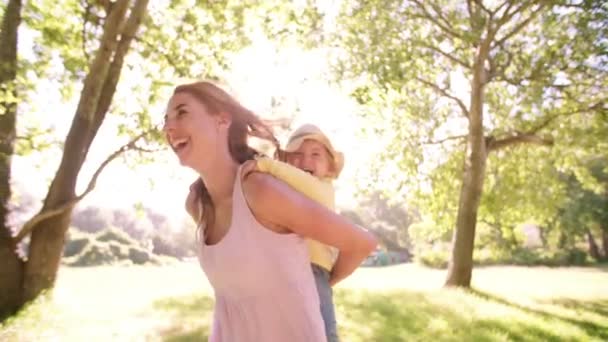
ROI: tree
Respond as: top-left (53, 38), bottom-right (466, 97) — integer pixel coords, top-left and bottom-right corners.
top-left (342, 190), bottom-right (416, 251)
top-left (1, 0), bottom-right (155, 316)
top-left (17, 0), bottom-right (151, 304)
top-left (333, 0), bottom-right (607, 286)
top-left (0, 0), bottom-right (23, 320)
top-left (557, 157), bottom-right (608, 260)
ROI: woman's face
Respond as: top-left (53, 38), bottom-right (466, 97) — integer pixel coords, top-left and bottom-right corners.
top-left (163, 92), bottom-right (225, 170)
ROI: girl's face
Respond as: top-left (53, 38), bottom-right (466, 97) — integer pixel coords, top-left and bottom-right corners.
top-left (286, 139), bottom-right (335, 179)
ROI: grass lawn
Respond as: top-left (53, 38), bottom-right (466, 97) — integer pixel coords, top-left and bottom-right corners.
top-left (1, 262), bottom-right (607, 341)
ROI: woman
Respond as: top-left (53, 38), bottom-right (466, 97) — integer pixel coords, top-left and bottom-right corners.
top-left (162, 81), bottom-right (377, 341)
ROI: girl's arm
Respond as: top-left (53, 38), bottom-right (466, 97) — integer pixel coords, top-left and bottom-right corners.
top-left (254, 157), bottom-right (335, 209)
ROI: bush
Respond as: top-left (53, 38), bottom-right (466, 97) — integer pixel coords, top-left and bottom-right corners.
top-left (412, 244), bottom-right (591, 268)
top-left (510, 248), bottom-right (545, 266)
top-left (128, 247), bottom-right (151, 265)
top-left (108, 242), bottom-right (129, 259)
top-left (151, 236), bottom-right (178, 258)
top-left (64, 236), bottom-right (91, 258)
top-left (68, 242), bottom-right (117, 267)
top-left (567, 249), bottom-right (588, 265)
top-left (550, 248), bottom-right (588, 266)
top-left (409, 222), bottom-right (451, 246)
top-left (415, 248), bottom-right (449, 269)
top-left (476, 247), bottom-right (589, 267)
top-left (474, 248), bottom-right (514, 266)
top-left (96, 227), bottom-right (138, 246)
top-left (63, 227), bottom-right (160, 266)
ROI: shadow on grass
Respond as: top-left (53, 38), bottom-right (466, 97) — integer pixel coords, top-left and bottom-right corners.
top-left (336, 289), bottom-right (601, 342)
top-left (149, 288), bottom-right (607, 342)
top-left (153, 294), bottom-right (214, 342)
top-left (547, 298), bottom-right (608, 317)
top-left (595, 262), bottom-right (608, 272)
top-left (470, 289), bottom-right (608, 341)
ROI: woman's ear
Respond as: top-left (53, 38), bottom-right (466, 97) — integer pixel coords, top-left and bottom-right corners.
top-left (216, 111), bottom-right (232, 128)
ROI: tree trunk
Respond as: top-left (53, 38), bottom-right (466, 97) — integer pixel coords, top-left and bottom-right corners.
top-left (22, 0), bottom-right (130, 302)
top-left (601, 224), bottom-right (608, 260)
top-left (0, 0), bottom-right (24, 320)
top-left (0, 228), bottom-right (22, 321)
top-left (23, 118), bottom-right (94, 301)
top-left (586, 229), bottom-right (601, 261)
top-left (538, 229), bottom-right (546, 247)
top-left (445, 42), bottom-right (489, 287)
top-left (557, 230), bottom-right (568, 249)
top-left (22, 0), bottom-right (149, 303)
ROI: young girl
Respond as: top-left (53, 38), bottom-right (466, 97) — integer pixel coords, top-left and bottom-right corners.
top-left (162, 81), bottom-right (377, 341)
top-left (255, 124), bottom-right (345, 341)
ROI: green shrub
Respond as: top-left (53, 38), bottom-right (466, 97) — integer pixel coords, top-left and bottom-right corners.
top-left (96, 227), bottom-right (137, 246)
top-left (62, 228), bottom-right (167, 266)
top-left (474, 248), bottom-right (510, 266)
top-left (413, 243), bottom-right (591, 268)
top-left (511, 248), bottom-right (545, 266)
top-left (477, 247), bottom-right (590, 267)
top-left (128, 247), bottom-right (150, 265)
top-left (415, 249), bottom-right (449, 269)
top-left (64, 236), bottom-right (91, 258)
top-left (409, 222), bottom-right (451, 247)
top-left (567, 249), bottom-right (588, 265)
top-left (108, 242), bottom-right (129, 259)
top-left (68, 242), bottom-right (117, 267)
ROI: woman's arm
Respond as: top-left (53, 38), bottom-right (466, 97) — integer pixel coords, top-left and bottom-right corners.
top-left (241, 170), bottom-right (377, 282)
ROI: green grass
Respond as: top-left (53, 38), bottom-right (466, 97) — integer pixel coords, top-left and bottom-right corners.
top-left (1, 263), bottom-right (607, 341)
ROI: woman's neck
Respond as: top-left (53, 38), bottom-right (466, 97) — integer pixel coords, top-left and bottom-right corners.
top-left (198, 155), bottom-right (239, 204)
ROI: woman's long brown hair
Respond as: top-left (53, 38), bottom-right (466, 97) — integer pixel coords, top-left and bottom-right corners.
top-left (173, 81), bottom-right (281, 241)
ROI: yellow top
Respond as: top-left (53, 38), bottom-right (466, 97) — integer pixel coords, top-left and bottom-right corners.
top-left (255, 157), bottom-right (338, 271)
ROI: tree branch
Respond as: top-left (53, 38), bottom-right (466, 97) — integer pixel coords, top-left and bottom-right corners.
top-left (75, 0), bottom-right (130, 123)
top-left (467, 0), bottom-right (474, 20)
top-left (414, 76), bottom-right (470, 118)
top-left (421, 134), bottom-right (468, 146)
top-left (467, 0), bottom-right (492, 35)
top-left (13, 130), bottom-right (152, 243)
top-left (419, 42), bottom-right (471, 69)
top-left (486, 101), bottom-right (605, 152)
top-left (81, 0), bottom-right (92, 63)
top-left (492, 3), bottom-right (545, 50)
top-left (491, 0), bottom-right (511, 17)
top-left (94, 0), bottom-right (150, 131)
top-left (494, 1), bottom-right (534, 30)
top-left (473, 0), bottom-right (493, 16)
top-left (410, 0), bottom-right (464, 41)
top-left (482, 0), bottom-right (532, 61)
top-left (487, 131), bottom-right (553, 152)
top-left (487, 42), bottom-right (515, 80)
top-left (528, 101), bottom-right (605, 134)
top-left (135, 36), bottom-right (189, 77)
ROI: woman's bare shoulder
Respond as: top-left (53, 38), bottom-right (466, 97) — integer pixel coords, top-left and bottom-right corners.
top-left (185, 180), bottom-right (200, 223)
